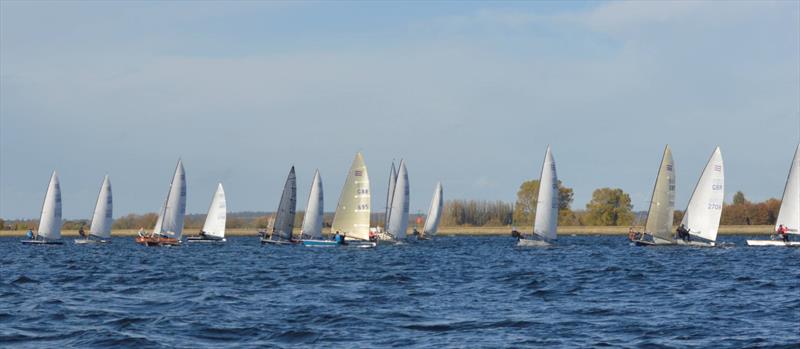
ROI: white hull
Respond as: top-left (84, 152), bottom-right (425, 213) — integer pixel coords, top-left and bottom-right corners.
top-left (74, 238), bottom-right (110, 244)
top-left (186, 236), bottom-right (226, 243)
top-left (21, 239), bottom-right (63, 245)
top-left (517, 238), bottom-right (551, 247)
top-left (746, 240), bottom-right (800, 247)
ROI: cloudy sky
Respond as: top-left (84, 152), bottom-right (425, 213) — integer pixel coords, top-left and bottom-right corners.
top-left (1, 1), bottom-right (798, 219)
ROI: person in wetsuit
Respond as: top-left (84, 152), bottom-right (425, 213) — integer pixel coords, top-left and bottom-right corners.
top-left (676, 224), bottom-right (690, 242)
top-left (78, 226), bottom-right (86, 238)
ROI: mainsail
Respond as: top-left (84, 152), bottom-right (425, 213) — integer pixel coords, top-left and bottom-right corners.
top-left (387, 160), bottom-right (410, 239)
top-left (271, 166), bottom-right (297, 240)
top-left (38, 171), bottom-right (62, 240)
top-left (301, 170), bottom-right (324, 239)
top-left (331, 152), bottom-right (371, 241)
top-left (680, 147), bottom-right (724, 242)
top-left (202, 183), bottom-right (226, 238)
top-left (384, 162), bottom-right (397, 228)
top-left (89, 175), bottom-right (113, 239)
top-left (776, 144), bottom-right (800, 234)
top-left (533, 146), bottom-right (558, 240)
top-left (423, 182), bottom-right (443, 237)
top-left (154, 160), bottom-right (187, 238)
top-left (644, 146), bottom-right (676, 241)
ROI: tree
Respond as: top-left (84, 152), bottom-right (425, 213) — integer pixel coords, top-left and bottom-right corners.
top-left (732, 191), bottom-right (748, 205)
top-left (584, 188), bottom-right (635, 226)
top-left (512, 179), bottom-right (574, 226)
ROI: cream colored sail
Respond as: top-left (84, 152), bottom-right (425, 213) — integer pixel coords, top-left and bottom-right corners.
top-left (331, 152), bottom-right (371, 241)
top-left (680, 147), bottom-right (724, 242)
top-left (201, 183), bottom-right (226, 238)
top-left (89, 175), bottom-right (113, 239)
top-left (38, 171), bottom-right (62, 240)
top-left (645, 146), bottom-right (676, 241)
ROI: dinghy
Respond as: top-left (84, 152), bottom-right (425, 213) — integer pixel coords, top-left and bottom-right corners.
top-left (298, 170), bottom-right (328, 246)
top-left (747, 145), bottom-right (800, 246)
top-left (187, 183), bottom-right (227, 243)
top-left (674, 147), bottom-right (724, 247)
top-left (136, 160), bottom-right (186, 247)
top-left (75, 175), bottom-right (113, 244)
top-left (419, 182), bottom-right (443, 240)
top-left (308, 152), bottom-right (376, 248)
top-left (631, 146), bottom-right (676, 246)
top-left (261, 166), bottom-right (298, 245)
top-left (21, 171), bottom-right (64, 245)
top-left (381, 160), bottom-right (410, 242)
top-left (517, 146), bottom-right (558, 247)
top-left (370, 162), bottom-right (397, 240)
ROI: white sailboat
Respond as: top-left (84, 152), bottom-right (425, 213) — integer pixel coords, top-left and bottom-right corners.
top-left (22, 171), bottom-right (63, 245)
top-left (136, 159), bottom-right (186, 246)
top-left (305, 152), bottom-right (376, 248)
top-left (75, 175), bottom-right (113, 244)
top-left (631, 146), bottom-right (676, 246)
top-left (187, 183), bottom-right (227, 242)
top-left (747, 145), bottom-right (800, 246)
top-left (518, 146), bottom-right (558, 247)
top-left (262, 166), bottom-right (298, 245)
top-left (675, 147), bottom-right (724, 247)
top-left (384, 160), bottom-right (410, 241)
top-left (300, 170), bottom-right (324, 240)
top-left (385, 162), bottom-right (397, 230)
top-left (420, 182), bottom-right (443, 239)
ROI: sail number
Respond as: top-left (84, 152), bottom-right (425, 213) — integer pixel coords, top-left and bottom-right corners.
top-left (711, 184), bottom-right (723, 191)
top-left (707, 203), bottom-right (722, 210)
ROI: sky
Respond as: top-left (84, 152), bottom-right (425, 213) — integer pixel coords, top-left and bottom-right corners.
top-left (1, 0), bottom-right (799, 219)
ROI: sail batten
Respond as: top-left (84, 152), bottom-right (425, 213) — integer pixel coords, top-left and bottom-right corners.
top-left (89, 175), bottom-right (113, 239)
top-left (331, 153), bottom-right (371, 241)
top-left (680, 147), bottom-right (724, 242)
top-left (532, 146), bottom-right (558, 240)
top-left (202, 183), bottom-right (226, 238)
top-left (301, 170), bottom-right (324, 239)
top-left (644, 146), bottom-right (676, 241)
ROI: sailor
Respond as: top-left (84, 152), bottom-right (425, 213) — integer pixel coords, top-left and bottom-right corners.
top-left (368, 230), bottom-right (377, 242)
top-left (777, 224), bottom-right (789, 242)
top-left (676, 224), bottom-right (690, 242)
top-left (137, 227), bottom-right (146, 237)
top-left (412, 228), bottom-right (420, 237)
top-left (511, 228), bottom-right (522, 239)
top-left (628, 227), bottom-right (636, 241)
top-left (26, 229), bottom-right (34, 240)
top-left (334, 231), bottom-right (342, 244)
top-left (78, 226), bottom-right (86, 238)
top-left (341, 233), bottom-right (348, 245)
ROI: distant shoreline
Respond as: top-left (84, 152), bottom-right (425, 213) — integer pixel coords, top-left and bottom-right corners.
top-left (0, 225), bottom-right (773, 237)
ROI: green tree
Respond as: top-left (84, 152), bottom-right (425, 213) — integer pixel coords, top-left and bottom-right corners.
top-left (584, 188), bottom-right (635, 226)
top-left (732, 191), bottom-right (748, 205)
top-left (512, 180), bottom-right (574, 226)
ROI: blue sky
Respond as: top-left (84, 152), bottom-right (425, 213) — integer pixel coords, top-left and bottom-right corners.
top-left (1, 1), bottom-right (798, 219)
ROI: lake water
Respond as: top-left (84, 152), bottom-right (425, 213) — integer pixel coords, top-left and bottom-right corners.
top-left (1, 235), bottom-right (798, 348)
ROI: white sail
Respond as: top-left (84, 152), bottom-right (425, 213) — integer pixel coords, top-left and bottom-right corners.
top-left (645, 146), bottom-right (676, 241)
top-left (385, 162), bottom-right (397, 228)
top-left (422, 182), bottom-right (443, 237)
top-left (301, 170), bottom-right (324, 239)
top-left (776, 144), bottom-right (800, 234)
top-left (533, 146), bottom-right (558, 240)
top-left (272, 166), bottom-right (297, 240)
top-left (89, 175), bottom-right (113, 239)
top-left (680, 147), bottom-right (724, 242)
top-left (155, 160), bottom-right (187, 238)
top-left (387, 160), bottom-right (410, 239)
top-left (331, 152), bottom-right (371, 241)
top-left (38, 171), bottom-right (62, 240)
top-left (202, 183), bottom-right (226, 238)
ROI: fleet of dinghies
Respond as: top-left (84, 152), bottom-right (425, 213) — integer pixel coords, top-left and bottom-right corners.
top-left (18, 145), bottom-right (799, 248)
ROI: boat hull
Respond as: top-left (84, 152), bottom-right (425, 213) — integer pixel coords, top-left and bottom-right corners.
top-left (135, 236), bottom-right (181, 246)
top-left (186, 236), bottom-right (226, 243)
top-left (260, 239), bottom-right (299, 245)
top-left (21, 239), bottom-right (63, 245)
top-left (746, 240), bottom-right (800, 247)
top-left (517, 238), bottom-right (551, 247)
top-left (302, 239), bottom-right (339, 247)
top-left (74, 238), bottom-right (110, 244)
top-left (301, 239), bottom-right (377, 248)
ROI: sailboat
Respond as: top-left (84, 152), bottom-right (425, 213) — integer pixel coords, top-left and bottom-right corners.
top-left (187, 183), bottom-right (227, 243)
top-left (75, 175), bottom-right (113, 244)
top-left (299, 170), bottom-right (324, 240)
top-left (261, 166), bottom-right (298, 245)
top-left (419, 182), bottom-right (443, 240)
top-left (747, 145), bottom-right (800, 246)
top-left (372, 161), bottom-right (397, 240)
top-left (383, 160), bottom-right (410, 241)
top-left (136, 160), bottom-right (186, 247)
top-left (517, 146), bottom-right (558, 247)
top-left (305, 152), bottom-right (376, 247)
top-left (674, 147), bottom-right (724, 247)
top-left (21, 171), bottom-right (63, 245)
top-left (631, 146), bottom-right (676, 246)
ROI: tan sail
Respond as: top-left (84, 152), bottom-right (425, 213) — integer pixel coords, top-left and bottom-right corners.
top-left (331, 152), bottom-right (371, 241)
top-left (644, 145), bottom-right (676, 242)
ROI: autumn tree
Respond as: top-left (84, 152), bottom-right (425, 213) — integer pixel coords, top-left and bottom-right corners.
top-left (512, 180), bottom-right (574, 226)
top-left (584, 188), bottom-right (635, 226)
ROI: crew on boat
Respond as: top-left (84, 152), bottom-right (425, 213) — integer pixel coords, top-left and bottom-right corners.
top-left (368, 230), bottom-right (377, 242)
top-left (334, 231), bottom-right (342, 244)
top-left (676, 224), bottom-right (691, 242)
top-left (412, 228), bottom-right (420, 237)
top-left (78, 226), bottom-right (86, 238)
top-left (511, 227), bottom-right (522, 240)
top-left (777, 224), bottom-right (790, 242)
top-left (628, 227), bottom-right (642, 241)
top-left (26, 228), bottom-right (34, 240)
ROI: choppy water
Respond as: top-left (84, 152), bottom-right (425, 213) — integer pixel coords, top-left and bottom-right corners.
top-left (1, 235), bottom-right (798, 348)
